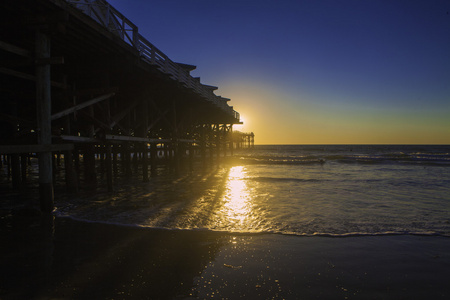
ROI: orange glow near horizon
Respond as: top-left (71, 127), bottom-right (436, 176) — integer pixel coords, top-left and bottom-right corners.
top-left (226, 81), bottom-right (450, 145)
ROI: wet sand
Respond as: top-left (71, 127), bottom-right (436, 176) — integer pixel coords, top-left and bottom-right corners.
top-left (1, 216), bottom-right (449, 299)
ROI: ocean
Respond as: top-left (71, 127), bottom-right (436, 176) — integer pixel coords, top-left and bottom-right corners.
top-left (3, 144), bottom-right (450, 299)
top-left (56, 144), bottom-right (450, 237)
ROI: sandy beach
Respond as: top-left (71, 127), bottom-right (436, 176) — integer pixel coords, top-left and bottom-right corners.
top-left (1, 215), bottom-right (449, 299)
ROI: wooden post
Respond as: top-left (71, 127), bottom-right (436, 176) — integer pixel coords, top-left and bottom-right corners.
top-left (123, 115), bottom-right (132, 177)
top-left (173, 140), bottom-right (179, 174)
top-left (64, 116), bottom-right (78, 193)
top-left (100, 147), bottom-right (105, 173)
top-left (189, 142), bottom-right (194, 172)
top-left (120, 144), bottom-right (125, 174)
top-left (141, 99), bottom-right (149, 182)
top-left (133, 146), bottom-right (138, 173)
top-left (105, 143), bottom-right (113, 191)
top-left (52, 153), bottom-right (57, 182)
top-left (223, 125), bottom-right (228, 157)
top-left (150, 142), bottom-right (157, 177)
top-left (64, 150), bottom-right (78, 193)
top-left (11, 154), bottom-right (21, 189)
top-left (230, 125), bottom-right (234, 156)
top-left (121, 142), bottom-right (130, 176)
top-left (222, 126), bottom-right (227, 158)
top-left (7, 155), bottom-right (11, 178)
top-left (35, 30), bottom-right (54, 212)
top-left (56, 153), bottom-right (61, 167)
top-left (172, 100), bottom-right (179, 174)
top-left (216, 124), bottom-right (221, 164)
top-left (142, 144), bottom-right (148, 181)
top-left (201, 125), bottom-right (206, 169)
top-left (104, 96), bottom-right (113, 190)
top-left (63, 77), bottom-right (78, 193)
top-left (112, 144), bottom-right (118, 175)
top-left (83, 147), bottom-right (97, 185)
top-left (209, 125), bottom-right (214, 165)
top-left (179, 142), bottom-right (185, 171)
top-left (73, 146), bottom-right (80, 175)
top-left (164, 142), bottom-right (170, 168)
top-left (84, 106), bottom-right (97, 184)
top-left (21, 154), bottom-right (27, 183)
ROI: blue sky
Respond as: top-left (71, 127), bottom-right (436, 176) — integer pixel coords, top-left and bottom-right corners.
top-left (108, 0), bottom-right (450, 144)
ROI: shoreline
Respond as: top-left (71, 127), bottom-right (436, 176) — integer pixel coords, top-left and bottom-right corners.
top-left (1, 216), bottom-right (450, 299)
top-left (49, 214), bottom-right (450, 238)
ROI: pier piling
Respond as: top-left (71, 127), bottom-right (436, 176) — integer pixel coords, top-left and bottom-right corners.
top-left (0, 0), bottom-right (252, 212)
top-left (35, 29), bottom-right (54, 212)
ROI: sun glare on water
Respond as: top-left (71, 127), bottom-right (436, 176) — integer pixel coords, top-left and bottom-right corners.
top-left (217, 166), bottom-right (255, 231)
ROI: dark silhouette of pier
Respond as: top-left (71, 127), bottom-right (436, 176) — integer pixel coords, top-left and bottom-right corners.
top-left (0, 0), bottom-right (254, 212)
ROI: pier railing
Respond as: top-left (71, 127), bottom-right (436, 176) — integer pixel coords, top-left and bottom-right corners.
top-left (66, 0), bottom-right (239, 121)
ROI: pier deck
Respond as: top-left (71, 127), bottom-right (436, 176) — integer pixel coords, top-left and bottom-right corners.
top-left (0, 0), bottom-right (252, 211)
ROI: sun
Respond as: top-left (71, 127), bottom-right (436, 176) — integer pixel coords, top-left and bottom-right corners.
top-left (234, 114), bottom-right (247, 132)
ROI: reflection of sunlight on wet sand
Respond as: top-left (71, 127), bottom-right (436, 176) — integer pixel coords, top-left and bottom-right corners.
top-left (216, 166), bottom-right (254, 231)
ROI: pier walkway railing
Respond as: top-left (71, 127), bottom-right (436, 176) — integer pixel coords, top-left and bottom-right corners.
top-left (65, 0), bottom-right (240, 121)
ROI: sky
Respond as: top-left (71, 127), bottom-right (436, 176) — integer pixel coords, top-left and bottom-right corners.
top-left (108, 0), bottom-right (450, 144)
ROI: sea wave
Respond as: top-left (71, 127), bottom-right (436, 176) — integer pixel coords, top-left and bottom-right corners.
top-left (234, 156), bottom-right (326, 165)
top-left (233, 153), bottom-right (450, 166)
top-left (248, 177), bottom-right (328, 183)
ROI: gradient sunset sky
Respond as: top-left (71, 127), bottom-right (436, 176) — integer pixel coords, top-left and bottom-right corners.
top-left (108, 0), bottom-right (450, 144)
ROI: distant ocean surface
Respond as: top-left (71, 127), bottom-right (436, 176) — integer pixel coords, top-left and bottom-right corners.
top-left (56, 145), bottom-right (450, 237)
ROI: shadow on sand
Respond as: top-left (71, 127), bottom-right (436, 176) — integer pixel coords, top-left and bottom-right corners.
top-left (0, 215), bottom-right (230, 299)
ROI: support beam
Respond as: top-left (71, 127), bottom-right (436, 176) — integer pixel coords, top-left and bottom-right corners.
top-left (105, 134), bottom-right (148, 143)
top-left (51, 92), bottom-right (115, 121)
top-left (106, 99), bottom-right (139, 131)
top-left (0, 40), bottom-right (32, 57)
top-left (0, 67), bottom-right (66, 88)
top-left (58, 135), bottom-right (100, 143)
top-left (72, 87), bottom-right (119, 97)
top-left (0, 144), bottom-right (73, 154)
top-left (147, 108), bottom-right (170, 131)
top-left (105, 134), bottom-right (170, 143)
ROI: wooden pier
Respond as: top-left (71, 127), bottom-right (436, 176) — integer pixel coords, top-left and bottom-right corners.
top-left (0, 0), bottom-right (254, 212)
top-left (233, 132), bottom-right (255, 149)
